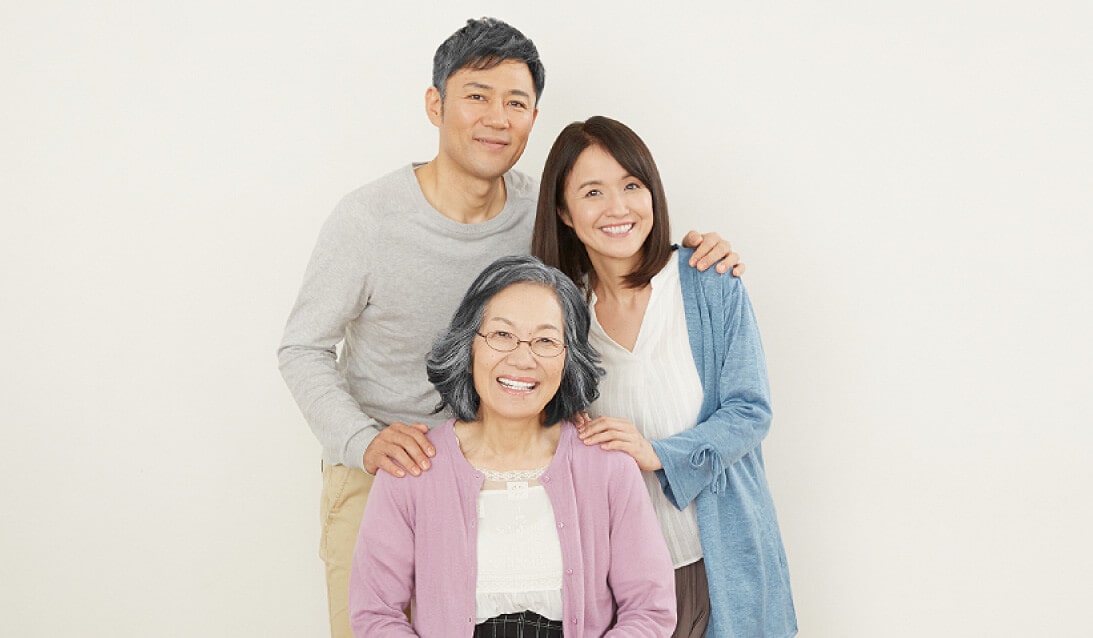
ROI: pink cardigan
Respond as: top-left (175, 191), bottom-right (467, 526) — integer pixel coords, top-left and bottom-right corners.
top-left (349, 419), bottom-right (676, 637)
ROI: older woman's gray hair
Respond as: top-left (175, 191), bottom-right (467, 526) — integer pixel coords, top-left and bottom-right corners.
top-left (427, 255), bottom-right (602, 425)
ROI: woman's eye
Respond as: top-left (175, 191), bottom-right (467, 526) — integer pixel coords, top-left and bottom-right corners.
top-left (585, 189), bottom-right (601, 197)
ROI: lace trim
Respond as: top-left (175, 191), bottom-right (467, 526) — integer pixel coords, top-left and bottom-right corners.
top-left (476, 466), bottom-right (548, 482)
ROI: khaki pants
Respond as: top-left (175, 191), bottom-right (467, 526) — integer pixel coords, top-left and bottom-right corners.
top-left (319, 463), bottom-right (374, 638)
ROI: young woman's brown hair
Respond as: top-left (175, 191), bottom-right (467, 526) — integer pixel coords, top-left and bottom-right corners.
top-left (531, 116), bottom-right (673, 293)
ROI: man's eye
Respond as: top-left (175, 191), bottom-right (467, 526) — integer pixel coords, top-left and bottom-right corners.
top-left (469, 94), bottom-right (485, 100)
top-left (509, 101), bottom-right (527, 109)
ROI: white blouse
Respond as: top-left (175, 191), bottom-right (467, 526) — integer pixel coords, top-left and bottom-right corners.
top-left (474, 473), bottom-right (564, 622)
top-left (588, 256), bottom-right (705, 568)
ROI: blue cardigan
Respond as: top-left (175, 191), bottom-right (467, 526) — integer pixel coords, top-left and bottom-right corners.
top-left (649, 248), bottom-right (797, 637)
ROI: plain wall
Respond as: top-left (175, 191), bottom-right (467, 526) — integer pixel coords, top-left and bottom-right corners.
top-left (3, 1), bottom-right (1091, 636)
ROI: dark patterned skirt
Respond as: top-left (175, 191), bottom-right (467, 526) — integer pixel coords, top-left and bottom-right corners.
top-left (473, 610), bottom-right (564, 637)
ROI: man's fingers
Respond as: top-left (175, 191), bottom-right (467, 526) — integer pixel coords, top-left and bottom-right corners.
top-left (692, 238), bottom-right (722, 270)
top-left (377, 456), bottom-right (408, 478)
top-left (364, 422), bottom-right (436, 477)
top-left (387, 423), bottom-right (435, 463)
top-left (681, 229), bottom-right (703, 251)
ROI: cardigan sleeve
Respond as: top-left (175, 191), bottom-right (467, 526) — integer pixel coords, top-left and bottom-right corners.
top-left (349, 471), bottom-right (419, 637)
top-left (603, 455), bottom-right (677, 637)
top-left (650, 265), bottom-right (773, 511)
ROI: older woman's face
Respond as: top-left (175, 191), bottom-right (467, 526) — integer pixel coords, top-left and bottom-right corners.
top-left (560, 144), bottom-right (654, 270)
top-left (472, 282), bottom-right (566, 424)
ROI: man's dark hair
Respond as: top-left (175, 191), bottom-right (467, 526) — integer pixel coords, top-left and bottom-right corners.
top-left (432, 17), bottom-right (546, 104)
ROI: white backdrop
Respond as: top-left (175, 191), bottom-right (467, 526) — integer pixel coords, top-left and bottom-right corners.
top-left (3, 1), bottom-right (1091, 636)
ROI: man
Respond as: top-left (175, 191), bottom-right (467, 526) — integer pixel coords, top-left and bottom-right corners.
top-left (278, 17), bottom-right (742, 638)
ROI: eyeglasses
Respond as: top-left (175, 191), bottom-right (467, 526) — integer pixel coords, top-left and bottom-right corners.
top-left (476, 330), bottom-right (566, 358)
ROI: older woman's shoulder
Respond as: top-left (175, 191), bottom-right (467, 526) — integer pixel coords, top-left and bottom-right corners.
top-left (561, 422), bottom-right (642, 475)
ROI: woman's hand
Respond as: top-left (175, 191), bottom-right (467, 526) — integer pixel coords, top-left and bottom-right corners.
top-left (577, 416), bottom-right (663, 471)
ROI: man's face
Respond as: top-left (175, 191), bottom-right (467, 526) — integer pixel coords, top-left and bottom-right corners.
top-left (427, 59), bottom-right (539, 181)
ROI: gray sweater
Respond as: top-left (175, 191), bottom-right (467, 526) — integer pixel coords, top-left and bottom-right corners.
top-left (278, 164), bottom-right (537, 469)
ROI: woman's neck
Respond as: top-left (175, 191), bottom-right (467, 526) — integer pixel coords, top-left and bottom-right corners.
top-left (587, 251), bottom-right (653, 353)
top-left (588, 251), bottom-right (647, 303)
top-left (455, 415), bottom-right (561, 470)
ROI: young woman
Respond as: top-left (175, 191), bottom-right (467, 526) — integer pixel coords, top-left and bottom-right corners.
top-left (532, 117), bottom-right (797, 638)
top-left (349, 255), bottom-right (676, 637)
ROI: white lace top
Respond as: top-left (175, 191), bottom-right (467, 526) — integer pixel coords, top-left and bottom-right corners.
top-left (474, 467), bottom-right (564, 622)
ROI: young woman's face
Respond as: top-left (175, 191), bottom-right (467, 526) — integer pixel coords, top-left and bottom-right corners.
top-left (471, 283), bottom-right (566, 424)
top-left (560, 145), bottom-right (654, 269)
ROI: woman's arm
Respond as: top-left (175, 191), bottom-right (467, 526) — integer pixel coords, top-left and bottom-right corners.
top-left (650, 274), bottom-right (773, 510)
top-left (349, 472), bottom-right (419, 637)
top-left (604, 456), bottom-right (677, 637)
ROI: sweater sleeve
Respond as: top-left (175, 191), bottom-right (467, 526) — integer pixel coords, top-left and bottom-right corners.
top-left (277, 198), bottom-right (381, 470)
top-left (650, 270), bottom-right (773, 510)
top-left (604, 455), bottom-right (677, 637)
top-left (349, 471), bottom-right (419, 636)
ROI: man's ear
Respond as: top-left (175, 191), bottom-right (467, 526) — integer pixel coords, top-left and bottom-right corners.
top-left (425, 86), bottom-right (443, 126)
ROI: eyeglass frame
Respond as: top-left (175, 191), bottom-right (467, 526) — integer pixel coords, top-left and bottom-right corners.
top-left (475, 330), bottom-right (567, 358)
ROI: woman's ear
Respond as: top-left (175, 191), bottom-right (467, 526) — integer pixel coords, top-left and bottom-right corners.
top-left (558, 207), bottom-right (573, 229)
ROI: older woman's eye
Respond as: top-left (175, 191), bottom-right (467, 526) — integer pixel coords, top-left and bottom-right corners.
top-left (532, 337), bottom-right (565, 356)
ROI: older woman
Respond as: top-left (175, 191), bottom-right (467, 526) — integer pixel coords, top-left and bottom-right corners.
top-left (349, 255), bottom-right (676, 637)
top-left (531, 117), bottom-right (797, 638)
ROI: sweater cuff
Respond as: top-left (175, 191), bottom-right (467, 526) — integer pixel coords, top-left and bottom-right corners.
top-left (343, 419), bottom-right (382, 471)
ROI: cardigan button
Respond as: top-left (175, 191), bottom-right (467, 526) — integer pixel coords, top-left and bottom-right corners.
top-left (557, 522), bottom-right (565, 529)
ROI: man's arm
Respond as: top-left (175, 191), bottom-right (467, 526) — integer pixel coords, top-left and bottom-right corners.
top-left (679, 230), bottom-right (746, 276)
top-left (278, 200), bottom-right (433, 475)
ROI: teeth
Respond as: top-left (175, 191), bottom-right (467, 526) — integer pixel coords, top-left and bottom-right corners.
top-left (498, 378), bottom-right (536, 391)
top-left (601, 223), bottom-right (634, 236)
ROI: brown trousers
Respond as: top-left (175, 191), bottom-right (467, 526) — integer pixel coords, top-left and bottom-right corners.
top-left (672, 559), bottom-right (711, 638)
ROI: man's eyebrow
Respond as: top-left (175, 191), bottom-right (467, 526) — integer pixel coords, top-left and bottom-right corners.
top-left (460, 83), bottom-right (531, 100)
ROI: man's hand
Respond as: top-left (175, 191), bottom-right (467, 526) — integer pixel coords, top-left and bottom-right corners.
top-left (681, 230), bottom-right (746, 276)
top-left (363, 422), bottom-right (436, 477)
top-left (576, 416), bottom-right (662, 472)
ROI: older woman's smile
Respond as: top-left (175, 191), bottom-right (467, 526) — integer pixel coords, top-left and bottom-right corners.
top-left (497, 375), bottom-right (539, 392)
